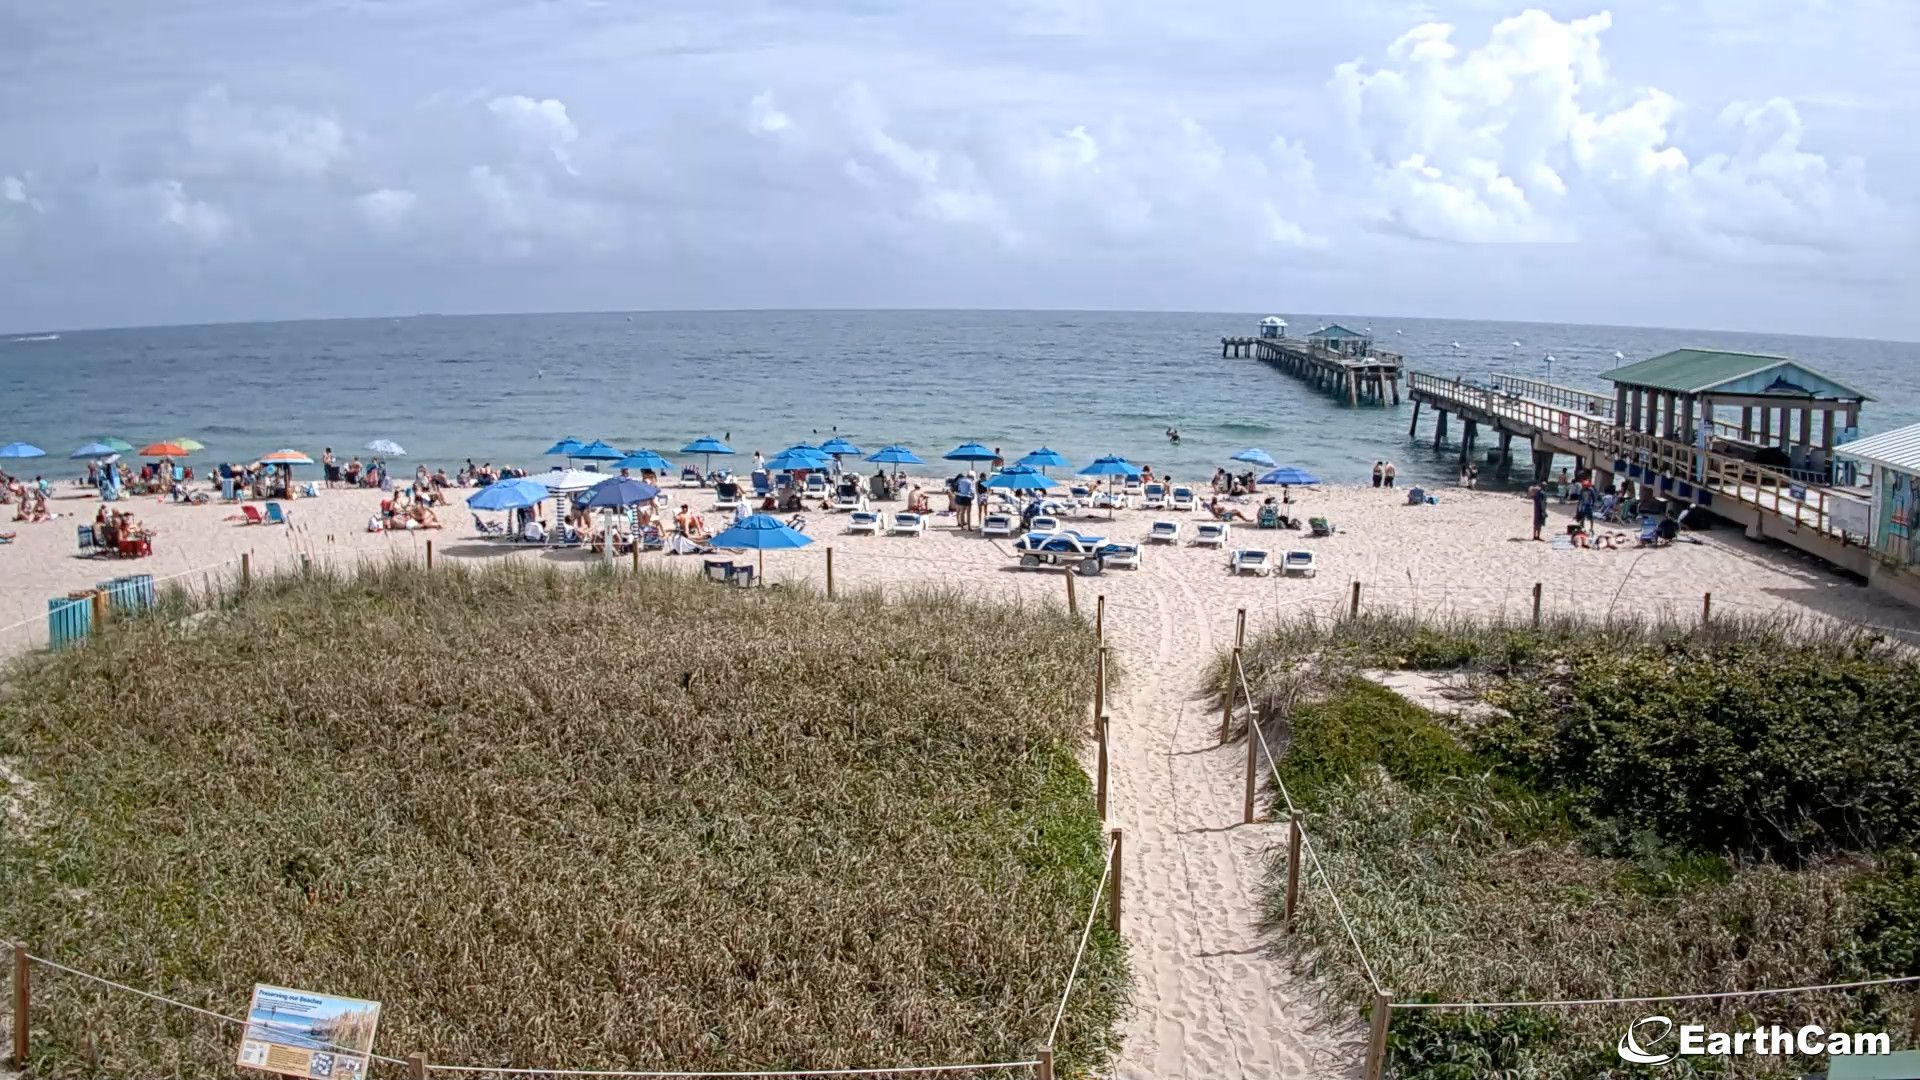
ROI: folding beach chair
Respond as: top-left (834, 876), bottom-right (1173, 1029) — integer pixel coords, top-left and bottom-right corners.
top-left (264, 502), bottom-right (291, 525)
top-left (240, 505), bottom-right (266, 525)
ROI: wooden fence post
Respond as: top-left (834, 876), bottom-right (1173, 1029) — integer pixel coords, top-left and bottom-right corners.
top-left (631, 543), bottom-right (640, 573)
top-left (1064, 566), bottom-right (1078, 618)
top-left (1701, 591), bottom-right (1712, 624)
top-left (1220, 649), bottom-right (1240, 744)
top-left (1107, 828), bottom-right (1123, 934)
top-left (826, 547), bottom-right (835, 599)
top-left (407, 1052), bottom-right (428, 1080)
top-left (1096, 713), bottom-right (1109, 822)
top-left (1284, 814), bottom-right (1302, 930)
top-left (1095, 647), bottom-right (1107, 723)
top-left (1243, 703), bottom-right (1261, 824)
top-left (241, 552), bottom-right (252, 590)
top-left (1531, 581), bottom-right (1543, 628)
top-left (1235, 606), bottom-right (1246, 647)
top-left (1096, 594), bottom-right (1106, 644)
top-left (1035, 1046), bottom-right (1054, 1080)
top-left (12, 943), bottom-right (28, 1068)
top-left (1349, 581), bottom-right (1361, 618)
top-left (89, 590), bottom-right (108, 634)
top-left (1363, 991), bottom-right (1395, 1080)
top-left (425, 540), bottom-right (434, 569)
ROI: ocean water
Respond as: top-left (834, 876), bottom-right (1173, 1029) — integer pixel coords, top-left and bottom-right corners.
top-left (2, 310), bottom-right (1914, 489)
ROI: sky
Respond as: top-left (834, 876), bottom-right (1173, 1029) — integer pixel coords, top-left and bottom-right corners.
top-left (2, 0), bottom-right (1917, 338)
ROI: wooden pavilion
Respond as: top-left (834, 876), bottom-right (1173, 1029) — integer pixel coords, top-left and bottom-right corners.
top-left (1602, 349), bottom-right (1871, 484)
top-left (1308, 324), bottom-right (1372, 358)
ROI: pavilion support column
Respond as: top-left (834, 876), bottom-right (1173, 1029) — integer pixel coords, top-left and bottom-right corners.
top-left (1760, 407), bottom-right (1773, 446)
top-left (1741, 406), bottom-right (1753, 440)
top-left (1663, 392), bottom-right (1676, 441)
top-left (1798, 408), bottom-right (1813, 451)
top-left (1629, 390), bottom-right (1644, 435)
top-left (1680, 396), bottom-right (1695, 445)
top-left (1615, 386), bottom-right (1629, 424)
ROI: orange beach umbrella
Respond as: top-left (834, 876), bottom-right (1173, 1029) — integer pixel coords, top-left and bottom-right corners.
top-left (138, 442), bottom-right (192, 457)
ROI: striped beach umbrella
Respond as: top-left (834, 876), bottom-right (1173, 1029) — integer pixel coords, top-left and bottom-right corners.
top-left (259, 449), bottom-right (315, 465)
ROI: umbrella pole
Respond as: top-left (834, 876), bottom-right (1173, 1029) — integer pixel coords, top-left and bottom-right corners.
top-left (758, 548), bottom-right (765, 585)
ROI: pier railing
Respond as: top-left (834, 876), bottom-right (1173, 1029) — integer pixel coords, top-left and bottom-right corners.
top-left (1407, 372), bottom-right (1604, 442)
top-left (1489, 375), bottom-right (1611, 418)
top-left (1587, 425), bottom-right (1855, 539)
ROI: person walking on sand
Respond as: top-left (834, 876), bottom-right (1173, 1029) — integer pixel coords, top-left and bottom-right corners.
top-left (1530, 483), bottom-right (1548, 541)
top-left (1383, 461), bottom-right (1397, 488)
top-left (1575, 479), bottom-right (1597, 532)
top-left (1371, 461), bottom-right (1384, 488)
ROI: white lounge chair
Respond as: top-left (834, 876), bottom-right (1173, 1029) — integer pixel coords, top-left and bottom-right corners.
top-left (981, 513), bottom-right (1016, 538)
top-left (890, 511), bottom-right (926, 537)
top-left (847, 510), bottom-right (882, 535)
top-left (1091, 491), bottom-right (1127, 511)
top-left (1029, 514), bottom-right (1062, 534)
top-left (803, 474), bottom-right (829, 499)
top-left (1283, 549), bottom-right (1318, 577)
top-left (1069, 484), bottom-right (1093, 502)
top-left (1193, 522), bottom-right (1229, 547)
top-left (713, 483), bottom-right (744, 512)
top-left (1146, 520), bottom-right (1181, 544)
top-left (831, 491), bottom-right (862, 513)
top-left (1169, 486), bottom-right (1197, 511)
top-left (1141, 483), bottom-right (1168, 510)
top-left (1229, 549), bottom-right (1273, 576)
top-left (1101, 543), bottom-right (1142, 570)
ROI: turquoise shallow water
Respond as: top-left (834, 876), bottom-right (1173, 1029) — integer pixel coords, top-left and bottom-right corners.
top-left (1, 310), bottom-right (1913, 489)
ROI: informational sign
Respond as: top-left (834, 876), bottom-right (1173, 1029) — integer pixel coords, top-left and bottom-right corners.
top-left (1831, 496), bottom-right (1870, 538)
top-left (237, 984), bottom-right (382, 1080)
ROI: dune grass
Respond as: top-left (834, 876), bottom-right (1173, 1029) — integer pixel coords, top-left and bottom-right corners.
top-left (1227, 610), bottom-right (1920, 1080)
top-left (0, 562), bottom-right (1126, 1079)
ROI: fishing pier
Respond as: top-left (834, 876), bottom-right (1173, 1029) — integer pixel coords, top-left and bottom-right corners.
top-left (1406, 351), bottom-right (1876, 577)
top-left (1224, 319), bottom-right (1402, 406)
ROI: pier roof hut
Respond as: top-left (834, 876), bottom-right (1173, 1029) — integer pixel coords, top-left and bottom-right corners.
top-left (1836, 421), bottom-right (1920, 605)
top-left (1308, 324), bottom-right (1371, 358)
top-left (1259, 315), bottom-right (1287, 339)
top-left (1602, 348), bottom-right (1871, 478)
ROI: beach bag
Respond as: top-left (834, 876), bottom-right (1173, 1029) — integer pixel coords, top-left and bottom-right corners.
top-left (367, 516), bottom-right (383, 532)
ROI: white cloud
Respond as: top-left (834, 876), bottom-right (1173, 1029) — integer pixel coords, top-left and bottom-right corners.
top-left (149, 180), bottom-right (232, 246)
top-left (487, 95), bottom-right (580, 174)
top-left (354, 187), bottom-right (417, 229)
top-left (1334, 9), bottom-right (1889, 256)
top-left (466, 165), bottom-right (609, 255)
top-left (2, 175), bottom-right (43, 213)
top-left (748, 92), bottom-right (793, 137)
top-left (180, 86), bottom-right (350, 180)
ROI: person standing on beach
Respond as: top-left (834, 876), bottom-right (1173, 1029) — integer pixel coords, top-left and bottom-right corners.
top-left (1383, 461), bottom-right (1396, 488)
top-left (1575, 480), bottom-right (1597, 531)
top-left (952, 471), bottom-right (975, 529)
top-left (322, 448), bottom-right (337, 488)
top-left (1371, 461), bottom-right (1384, 488)
top-left (1530, 483), bottom-right (1548, 540)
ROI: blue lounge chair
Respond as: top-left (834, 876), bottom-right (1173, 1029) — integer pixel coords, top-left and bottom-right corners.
top-left (751, 471), bottom-right (773, 498)
top-left (264, 502), bottom-right (290, 525)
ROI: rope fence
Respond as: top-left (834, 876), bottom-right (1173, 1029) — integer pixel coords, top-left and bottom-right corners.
top-left (1220, 596), bottom-right (1920, 1079)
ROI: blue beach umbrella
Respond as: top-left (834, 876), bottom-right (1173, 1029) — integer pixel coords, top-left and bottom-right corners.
top-left (615, 449), bottom-right (674, 474)
top-left (1232, 448), bottom-right (1278, 468)
top-left (709, 512), bottom-right (813, 580)
top-left (764, 448), bottom-right (828, 473)
top-left (1079, 455), bottom-right (1142, 478)
top-left (944, 441), bottom-right (998, 464)
top-left (579, 476), bottom-right (660, 508)
top-left (574, 439), bottom-right (625, 462)
top-left (92, 437), bottom-right (134, 454)
top-left (866, 445), bottom-right (923, 465)
top-left (779, 442), bottom-right (831, 463)
top-left (983, 465), bottom-right (1058, 492)
top-left (0, 442), bottom-right (46, 459)
top-left (367, 439), bottom-right (407, 456)
top-left (70, 441), bottom-right (119, 459)
top-left (1258, 466), bottom-right (1321, 486)
top-left (468, 477), bottom-right (550, 511)
top-left (819, 436), bottom-right (863, 458)
top-left (1015, 447), bottom-right (1071, 472)
top-left (545, 437), bottom-right (585, 458)
top-left (680, 436), bottom-right (736, 476)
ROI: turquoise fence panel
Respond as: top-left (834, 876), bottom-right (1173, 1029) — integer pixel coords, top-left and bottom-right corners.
top-left (47, 595), bottom-right (92, 649)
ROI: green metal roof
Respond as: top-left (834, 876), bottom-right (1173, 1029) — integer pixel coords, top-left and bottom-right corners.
top-left (1602, 348), bottom-right (1871, 400)
top-left (1309, 324), bottom-right (1368, 341)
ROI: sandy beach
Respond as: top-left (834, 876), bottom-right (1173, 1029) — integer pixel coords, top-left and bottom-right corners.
top-left (5, 477), bottom-right (1918, 1079)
